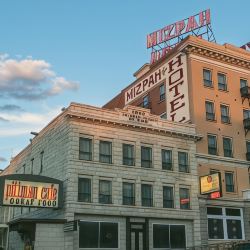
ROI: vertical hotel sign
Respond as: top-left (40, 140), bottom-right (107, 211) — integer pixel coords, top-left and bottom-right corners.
top-left (125, 53), bottom-right (190, 123)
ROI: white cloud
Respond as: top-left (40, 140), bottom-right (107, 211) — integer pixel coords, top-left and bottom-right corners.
top-left (0, 106), bottom-right (62, 137)
top-left (0, 54), bottom-right (79, 100)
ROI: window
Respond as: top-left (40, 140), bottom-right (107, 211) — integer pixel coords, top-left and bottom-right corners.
top-left (79, 137), bottom-right (92, 161)
top-left (141, 184), bottom-right (153, 207)
top-left (205, 101), bottom-right (215, 121)
top-left (207, 207), bottom-right (244, 240)
top-left (78, 178), bottom-right (91, 202)
top-left (122, 182), bottom-right (135, 206)
top-left (220, 105), bottom-right (230, 123)
top-left (203, 69), bottom-right (212, 87)
top-left (225, 172), bottom-right (234, 192)
top-left (22, 164), bottom-right (26, 174)
top-left (153, 224), bottom-right (186, 249)
top-left (160, 112), bottom-right (167, 119)
top-left (162, 149), bottom-right (172, 170)
top-left (39, 151), bottom-right (44, 174)
top-left (141, 146), bottom-right (152, 168)
top-left (178, 152), bottom-right (188, 173)
top-left (240, 79), bottom-right (248, 88)
top-left (159, 84), bottom-right (165, 101)
top-left (122, 144), bottom-right (134, 166)
top-left (243, 109), bottom-right (250, 119)
top-left (31, 158), bottom-right (34, 175)
top-left (208, 134), bottom-right (217, 155)
top-left (99, 180), bottom-right (112, 204)
top-left (79, 221), bottom-right (118, 248)
top-left (163, 186), bottom-right (174, 208)
top-left (99, 141), bottom-right (112, 164)
top-left (179, 187), bottom-right (190, 209)
top-left (223, 137), bottom-right (233, 157)
top-left (246, 141), bottom-right (250, 161)
top-left (218, 73), bottom-right (227, 91)
top-left (142, 95), bottom-right (149, 108)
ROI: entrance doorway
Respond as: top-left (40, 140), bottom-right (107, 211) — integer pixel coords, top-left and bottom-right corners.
top-left (130, 222), bottom-right (146, 250)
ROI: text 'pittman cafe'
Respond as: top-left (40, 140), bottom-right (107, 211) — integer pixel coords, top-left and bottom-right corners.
top-left (0, 174), bottom-right (63, 208)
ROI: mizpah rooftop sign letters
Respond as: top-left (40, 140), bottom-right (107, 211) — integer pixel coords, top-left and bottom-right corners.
top-left (147, 9), bottom-right (216, 64)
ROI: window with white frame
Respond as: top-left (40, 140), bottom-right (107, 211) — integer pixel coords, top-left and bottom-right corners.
top-left (79, 221), bottom-right (118, 248)
top-left (207, 207), bottom-right (244, 240)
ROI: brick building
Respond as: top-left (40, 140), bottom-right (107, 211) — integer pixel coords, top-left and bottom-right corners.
top-left (104, 35), bottom-right (250, 244)
top-left (0, 103), bottom-right (202, 249)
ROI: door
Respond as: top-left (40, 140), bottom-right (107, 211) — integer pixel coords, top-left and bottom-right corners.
top-left (130, 223), bottom-right (146, 250)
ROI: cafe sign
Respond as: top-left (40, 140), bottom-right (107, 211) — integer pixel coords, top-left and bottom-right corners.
top-left (200, 173), bottom-right (220, 195)
top-left (0, 174), bottom-right (63, 208)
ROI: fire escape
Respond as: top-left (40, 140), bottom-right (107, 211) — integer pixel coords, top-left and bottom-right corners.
top-left (241, 85), bottom-right (250, 135)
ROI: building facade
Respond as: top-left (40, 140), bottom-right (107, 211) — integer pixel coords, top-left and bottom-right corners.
top-left (1, 103), bottom-right (202, 249)
top-left (103, 36), bottom-right (250, 244)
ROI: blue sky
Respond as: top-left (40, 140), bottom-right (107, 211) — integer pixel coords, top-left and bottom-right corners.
top-left (0, 0), bottom-right (249, 170)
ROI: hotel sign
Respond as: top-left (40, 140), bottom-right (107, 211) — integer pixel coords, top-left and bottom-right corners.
top-left (125, 53), bottom-right (190, 123)
top-left (0, 174), bottom-right (63, 208)
top-left (147, 9), bottom-right (214, 64)
top-left (200, 173), bottom-right (221, 195)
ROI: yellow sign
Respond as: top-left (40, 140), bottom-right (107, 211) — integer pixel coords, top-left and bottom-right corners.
top-left (3, 179), bottom-right (59, 208)
top-left (200, 173), bottom-right (220, 195)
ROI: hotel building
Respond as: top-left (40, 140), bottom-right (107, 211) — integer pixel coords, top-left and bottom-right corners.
top-left (104, 35), bottom-right (250, 244)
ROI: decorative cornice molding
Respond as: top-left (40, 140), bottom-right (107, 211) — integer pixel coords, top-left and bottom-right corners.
top-left (183, 45), bottom-right (250, 70)
top-left (67, 112), bottom-right (203, 142)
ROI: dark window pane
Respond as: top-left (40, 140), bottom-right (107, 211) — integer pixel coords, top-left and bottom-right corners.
top-left (153, 224), bottom-right (170, 248)
top-left (163, 186), bottom-right (174, 208)
top-left (246, 141), bottom-right (250, 153)
top-left (205, 101), bottom-right (215, 121)
top-left (160, 84), bottom-right (165, 101)
top-left (142, 95), bottom-right (149, 108)
top-left (223, 138), bottom-right (233, 157)
top-left (218, 73), bottom-right (227, 91)
top-left (226, 208), bottom-right (241, 216)
top-left (243, 110), bottom-right (250, 119)
top-left (240, 79), bottom-right (248, 88)
top-left (203, 69), bottom-right (212, 87)
top-left (79, 138), bottom-right (92, 161)
top-left (178, 152), bottom-right (188, 172)
top-left (78, 178), bottom-right (91, 202)
top-left (99, 180), bottom-right (112, 204)
top-left (141, 146), bottom-right (152, 168)
top-left (225, 172), bottom-right (234, 192)
top-left (221, 105), bottom-right (230, 123)
top-left (123, 144), bottom-right (134, 166)
top-left (100, 222), bottom-right (118, 248)
top-left (208, 218), bottom-right (224, 239)
top-left (180, 188), bottom-right (190, 209)
top-left (123, 183), bottom-right (135, 205)
top-left (170, 225), bottom-right (186, 249)
top-left (227, 220), bottom-right (242, 239)
top-left (208, 135), bottom-right (217, 155)
top-left (141, 184), bottom-right (153, 207)
top-left (100, 141), bottom-right (112, 164)
top-left (79, 221), bottom-right (99, 248)
top-left (207, 207), bottom-right (222, 215)
top-left (162, 149), bottom-right (172, 170)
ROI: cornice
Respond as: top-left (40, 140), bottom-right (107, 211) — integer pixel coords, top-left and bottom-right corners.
top-left (66, 112), bottom-right (203, 142)
top-left (183, 44), bottom-right (250, 71)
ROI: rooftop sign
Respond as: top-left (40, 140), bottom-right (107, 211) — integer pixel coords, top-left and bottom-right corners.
top-left (147, 9), bottom-right (215, 64)
top-left (0, 174), bottom-right (63, 208)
